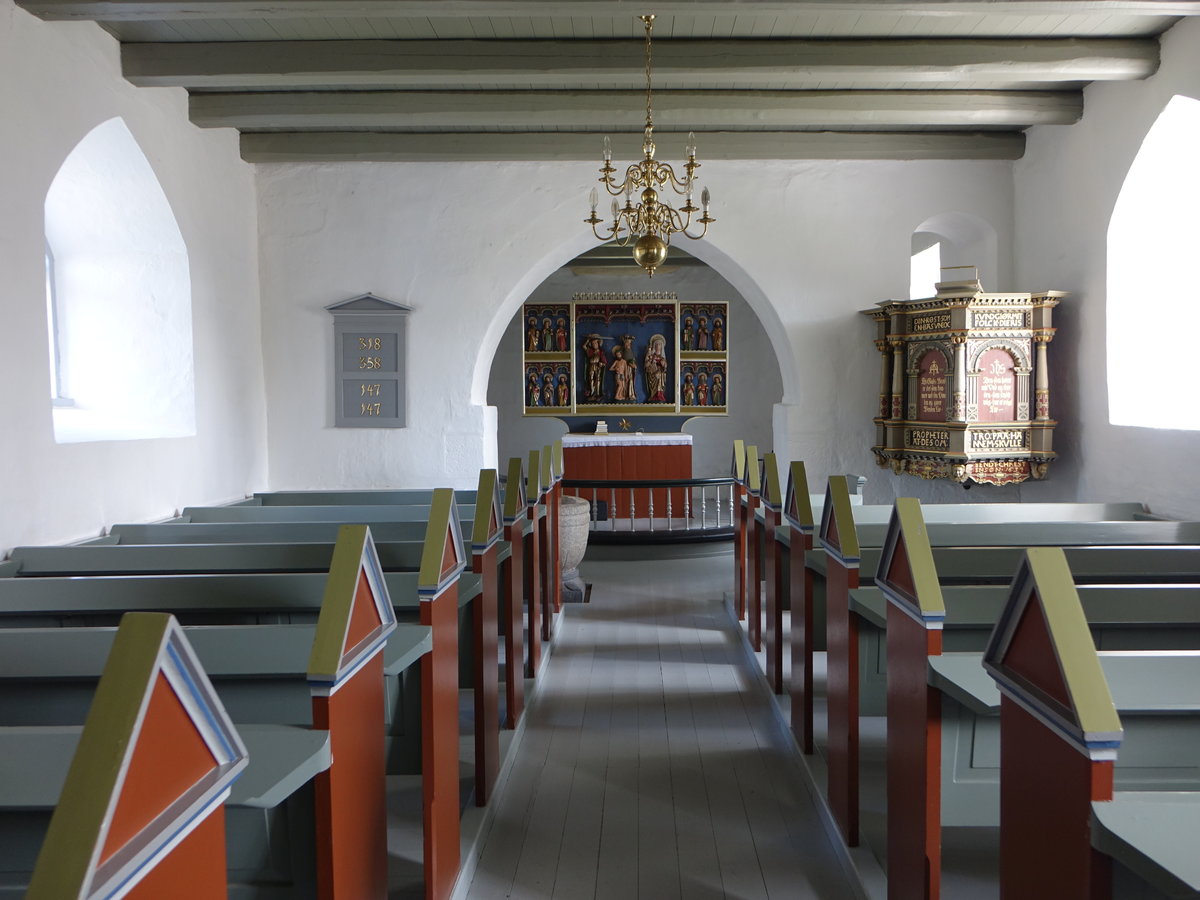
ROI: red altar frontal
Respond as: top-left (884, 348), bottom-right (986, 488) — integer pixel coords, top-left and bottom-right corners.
top-left (562, 433), bottom-right (692, 518)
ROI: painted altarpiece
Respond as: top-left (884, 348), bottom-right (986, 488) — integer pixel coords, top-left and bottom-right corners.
top-left (522, 294), bottom-right (729, 417)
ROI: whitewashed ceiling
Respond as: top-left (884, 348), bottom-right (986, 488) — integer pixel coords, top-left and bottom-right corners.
top-left (18, 1), bottom-right (1197, 161)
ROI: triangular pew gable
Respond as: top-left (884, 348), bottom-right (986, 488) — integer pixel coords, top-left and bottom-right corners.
top-left (416, 489), bottom-right (466, 900)
top-left (761, 453), bottom-right (783, 513)
top-left (28, 612), bottom-right (248, 900)
top-left (785, 461), bottom-right (819, 753)
top-left (541, 445), bottom-right (554, 492)
top-left (504, 457), bottom-right (528, 526)
top-left (471, 469), bottom-right (504, 555)
top-left (761, 453), bottom-right (786, 692)
top-left (745, 444), bottom-right (762, 498)
top-left (820, 474), bottom-right (864, 846)
top-left (818, 475), bottom-right (861, 566)
top-left (469, 469), bottom-right (503, 805)
top-left (876, 498), bottom-right (948, 900)
top-left (982, 548), bottom-right (1123, 900)
top-left (784, 461), bottom-right (815, 535)
top-left (731, 439), bottom-right (747, 484)
top-left (732, 440), bottom-right (749, 621)
top-left (527, 449), bottom-right (544, 506)
top-left (308, 524), bottom-right (398, 689)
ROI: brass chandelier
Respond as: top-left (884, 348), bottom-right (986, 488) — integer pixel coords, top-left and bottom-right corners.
top-left (584, 14), bottom-right (714, 277)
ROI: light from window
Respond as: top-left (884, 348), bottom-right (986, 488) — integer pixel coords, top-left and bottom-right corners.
top-left (910, 241), bottom-right (941, 299)
top-left (44, 117), bottom-right (195, 443)
top-left (1108, 94), bottom-right (1200, 430)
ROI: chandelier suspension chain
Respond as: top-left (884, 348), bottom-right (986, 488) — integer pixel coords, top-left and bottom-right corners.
top-left (644, 15), bottom-right (654, 133)
top-left (583, 12), bottom-right (715, 277)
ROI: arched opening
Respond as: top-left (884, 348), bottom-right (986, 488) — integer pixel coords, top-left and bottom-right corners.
top-left (485, 243), bottom-right (785, 477)
top-left (1107, 94), bottom-right (1200, 430)
top-left (910, 212), bottom-right (999, 295)
top-left (44, 117), bottom-right (195, 443)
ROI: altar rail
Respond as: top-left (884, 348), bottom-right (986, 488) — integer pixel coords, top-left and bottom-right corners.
top-left (561, 477), bottom-right (736, 542)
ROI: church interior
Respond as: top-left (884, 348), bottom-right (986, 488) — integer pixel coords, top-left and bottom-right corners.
top-left (4, 1), bottom-right (1200, 897)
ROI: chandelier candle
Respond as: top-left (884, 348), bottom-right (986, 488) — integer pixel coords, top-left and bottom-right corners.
top-left (584, 14), bottom-right (715, 276)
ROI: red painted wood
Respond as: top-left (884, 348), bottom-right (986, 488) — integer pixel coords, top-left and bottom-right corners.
top-left (886, 603), bottom-right (944, 900)
top-left (537, 505), bottom-right (552, 643)
top-left (524, 513), bottom-right (541, 677)
top-left (747, 493), bottom-right (763, 651)
top-left (999, 698), bottom-right (1113, 900)
top-left (563, 442), bottom-right (691, 518)
top-left (312, 653), bottom-right (389, 900)
top-left (789, 534), bottom-right (815, 754)
top-left (127, 807), bottom-right (227, 899)
top-left (419, 584), bottom-right (461, 900)
top-left (102, 673), bottom-right (218, 865)
top-left (734, 487), bottom-right (748, 620)
top-left (502, 517), bottom-right (526, 727)
top-left (472, 543), bottom-right (500, 806)
top-left (825, 557), bottom-right (860, 846)
top-left (548, 483), bottom-right (562, 613)
top-left (763, 508), bottom-right (783, 693)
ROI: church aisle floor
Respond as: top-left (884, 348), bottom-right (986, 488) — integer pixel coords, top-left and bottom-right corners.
top-left (461, 548), bottom-right (857, 900)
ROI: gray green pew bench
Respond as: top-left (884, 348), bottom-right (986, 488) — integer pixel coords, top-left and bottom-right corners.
top-left (0, 522), bottom-right (459, 900)
top-left (3, 613), bottom-right (250, 899)
top-left (877, 510), bottom-right (1200, 900)
top-left (12, 480), bottom-right (511, 807)
top-left (979, 548), bottom-right (1200, 900)
top-left (0, 620), bottom-right (429, 899)
top-left (813, 480), bottom-right (1200, 848)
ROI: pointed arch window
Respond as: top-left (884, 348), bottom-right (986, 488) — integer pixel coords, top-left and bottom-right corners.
top-left (44, 117), bottom-right (195, 443)
top-left (1108, 95), bottom-right (1200, 430)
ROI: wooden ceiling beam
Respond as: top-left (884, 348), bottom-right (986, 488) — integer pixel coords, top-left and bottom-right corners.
top-left (19, 1), bottom-right (1200, 22)
top-left (123, 38), bottom-right (1158, 89)
top-left (190, 89), bottom-right (1081, 130)
top-left (239, 129), bottom-right (1025, 162)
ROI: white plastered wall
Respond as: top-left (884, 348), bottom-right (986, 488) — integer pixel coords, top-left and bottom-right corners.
top-left (1013, 16), bottom-right (1200, 519)
top-left (0, 2), bottom-right (267, 555)
top-left (256, 155), bottom-right (1013, 496)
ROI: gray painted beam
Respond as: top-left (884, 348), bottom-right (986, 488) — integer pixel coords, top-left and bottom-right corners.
top-left (189, 89), bottom-right (1082, 129)
top-left (123, 38), bottom-right (1158, 89)
top-left (19, 1), bottom-right (1200, 22)
top-left (239, 129), bottom-right (1025, 162)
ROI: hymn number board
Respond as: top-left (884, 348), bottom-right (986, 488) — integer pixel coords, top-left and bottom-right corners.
top-left (328, 293), bottom-right (412, 428)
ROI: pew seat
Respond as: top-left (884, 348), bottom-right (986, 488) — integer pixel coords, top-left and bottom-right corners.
top-left (0, 723), bottom-right (332, 900)
top-left (1091, 792), bottom-right (1200, 898)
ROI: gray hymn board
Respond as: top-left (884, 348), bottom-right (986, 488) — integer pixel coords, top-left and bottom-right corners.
top-left (327, 293), bottom-right (411, 428)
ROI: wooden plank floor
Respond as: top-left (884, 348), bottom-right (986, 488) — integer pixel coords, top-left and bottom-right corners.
top-left (461, 548), bottom-right (857, 899)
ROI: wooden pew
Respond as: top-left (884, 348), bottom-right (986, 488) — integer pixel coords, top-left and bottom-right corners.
top-left (758, 452), bottom-right (785, 692)
top-left (731, 440), bottom-right (748, 622)
top-left (877, 508), bottom-right (1200, 900)
top-left (56, 482), bottom-right (509, 806)
top-left (742, 444), bottom-right (762, 646)
top-left (0, 518), bottom-right (464, 900)
top-left (0, 525), bottom-right (424, 899)
top-left (14, 612), bottom-right (249, 900)
top-left (527, 448), bottom-right (552, 646)
top-left (501, 457), bottom-right (529, 719)
top-left (813, 479), bottom-right (1200, 848)
top-left (507, 456), bottom-right (540, 682)
top-left (777, 461), bottom-right (818, 753)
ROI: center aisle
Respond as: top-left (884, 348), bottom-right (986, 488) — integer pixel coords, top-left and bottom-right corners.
top-left (460, 547), bottom-right (857, 900)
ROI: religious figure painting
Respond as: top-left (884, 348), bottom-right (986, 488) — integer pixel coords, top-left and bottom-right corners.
top-left (522, 297), bottom-right (725, 415)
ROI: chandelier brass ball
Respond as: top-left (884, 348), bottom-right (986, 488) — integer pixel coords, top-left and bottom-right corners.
top-left (641, 187), bottom-right (658, 206)
top-left (633, 234), bottom-right (668, 276)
